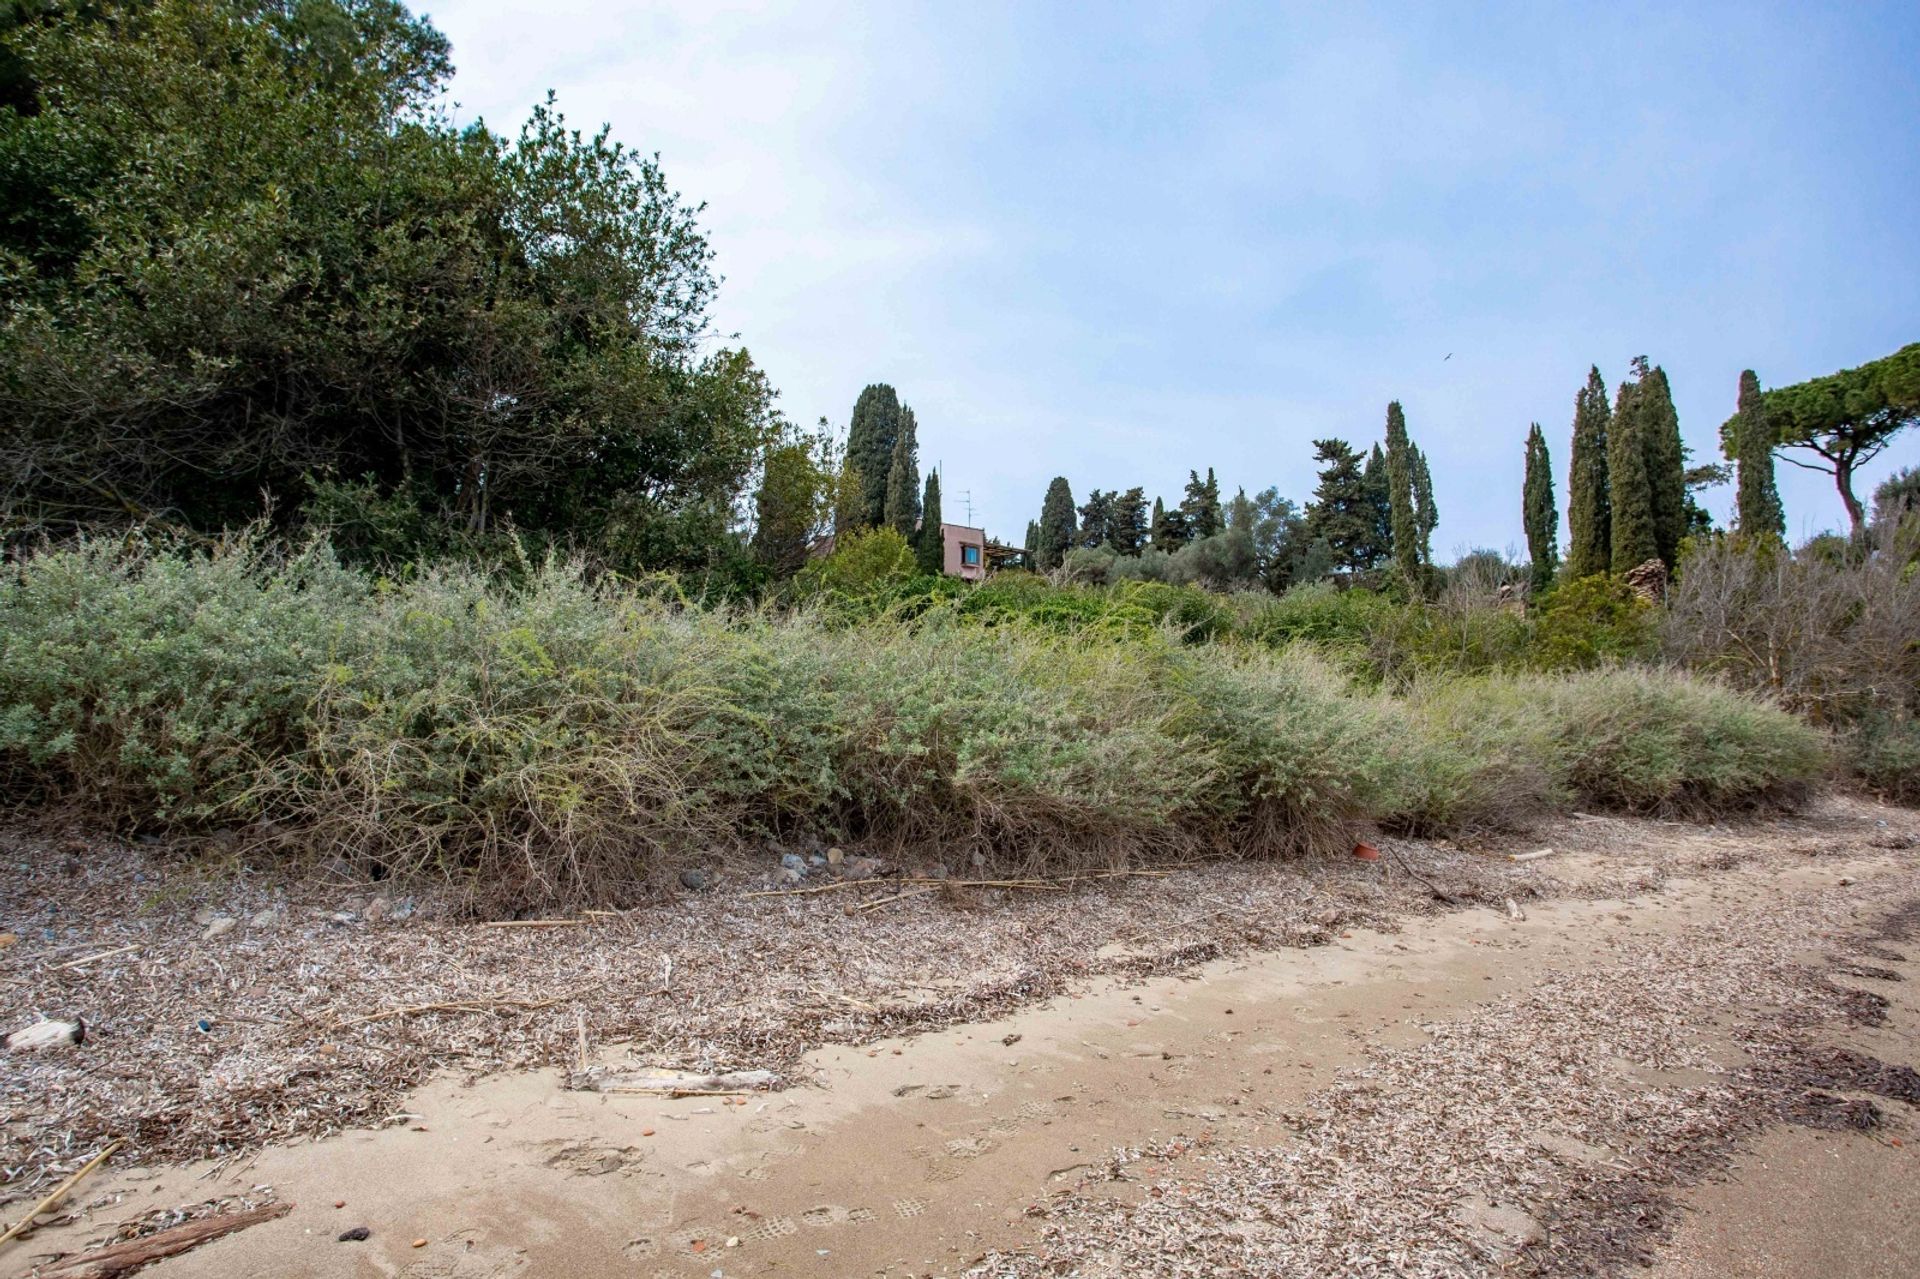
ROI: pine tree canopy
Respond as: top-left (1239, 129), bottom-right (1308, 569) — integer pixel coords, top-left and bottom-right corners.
top-left (1720, 342), bottom-right (1919, 539)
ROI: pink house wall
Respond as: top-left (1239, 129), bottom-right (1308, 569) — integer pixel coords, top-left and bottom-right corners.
top-left (941, 522), bottom-right (987, 581)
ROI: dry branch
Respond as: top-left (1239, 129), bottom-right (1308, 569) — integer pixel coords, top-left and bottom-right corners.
top-left (43, 1201), bottom-right (292, 1277)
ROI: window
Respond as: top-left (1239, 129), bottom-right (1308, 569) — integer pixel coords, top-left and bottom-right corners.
top-left (962, 544), bottom-right (980, 566)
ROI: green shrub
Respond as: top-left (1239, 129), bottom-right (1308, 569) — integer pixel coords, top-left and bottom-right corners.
top-left (0, 539), bottom-right (1839, 909)
top-left (795, 527), bottom-right (916, 598)
top-left (1530, 575), bottom-right (1655, 670)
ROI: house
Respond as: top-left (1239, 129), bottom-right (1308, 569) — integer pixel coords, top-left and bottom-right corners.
top-left (941, 522), bottom-right (987, 581)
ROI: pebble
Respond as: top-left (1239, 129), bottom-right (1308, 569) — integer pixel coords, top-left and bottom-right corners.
top-left (338, 1227), bottom-right (370, 1242)
top-left (250, 908), bottom-right (281, 928)
top-left (680, 869), bottom-right (711, 892)
top-left (202, 917), bottom-right (236, 940)
top-left (780, 852), bottom-right (805, 872)
top-left (826, 847), bottom-right (844, 866)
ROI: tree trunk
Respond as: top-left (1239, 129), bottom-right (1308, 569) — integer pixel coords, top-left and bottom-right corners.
top-left (1837, 459), bottom-right (1865, 541)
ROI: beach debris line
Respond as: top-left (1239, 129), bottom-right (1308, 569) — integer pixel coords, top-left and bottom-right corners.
top-left (566, 1066), bottom-right (781, 1096)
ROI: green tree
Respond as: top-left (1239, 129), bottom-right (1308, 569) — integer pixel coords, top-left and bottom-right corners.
top-left (1361, 444), bottom-right (1393, 572)
top-left (1304, 439), bottom-right (1378, 576)
top-left (1872, 466), bottom-right (1919, 532)
top-left (1035, 476), bottom-right (1076, 570)
top-left (1077, 489), bottom-right (1116, 549)
top-left (843, 383), bottom-right (902, 530)
top-left (1522, 423), bottom-right (1558, 595)
top-left (0, 0), bottom-right (772, 576)
top-left (1149, 496), bottom-right (1168, 547)
top-left (915, 469), bottom-right (944, 574)
top-left (1111, 486), bottom-right (1150, 555)
top-left (750, 424), bottom-right (831, 579)
top-left (796, 525), bottom-right (915, 597)
top-left (1023, 519), bottom-right (1038, 554)
top-left (884, 406), bottom-right (920, 535)
top-left (1566, 366), bottom-right (1613, 579)
top-left (1411, 444), bottom-right (1437, 565)
top-left (1723, 343), bottom-right (1920, 539)
top-left (1609, 359), bottom-right (1660, 572)
top-left (1730, 369), bottom-right (1784, 543)
top-left (1181, 468), bottom-right (1222, 538)
top-left (1384, 401), bottom-right (1418, 587)
top-left (1638, 362), bottom-right (1687, 566)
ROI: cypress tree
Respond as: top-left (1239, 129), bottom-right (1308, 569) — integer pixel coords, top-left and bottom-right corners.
top-left (1035, 477), bottom-right (1076, 570)
top-left (845, 383), bottom-right (902, 529)
top-left (1150, 496), bottom-right (1168, 547)
top-left (1522, 423), bottom-right (1558, 595)
top-left (1361, 444), bottom-right (1393, 571)
top-left (1639, 364), bottom-right (1686, 566)
top-left (1112, 486), bottom-right (1150, 554)
top-left (916, 470), bottom-right (943, 574)
top-left (1411, 444), bottom-right (1437, 564)
top-left (1384, 401), bottom-right (1418, 587)
top-left (883, 407), bottom-right (920, 536)
top-left (1565, 366), bottom-right (1612, 579)
top-left (1733, 369), bottom-right (1784, 543)
top-left (1609, 359), bottom-right (1660, 572)
top-left (1024, 519), bottom-right (1038, 554)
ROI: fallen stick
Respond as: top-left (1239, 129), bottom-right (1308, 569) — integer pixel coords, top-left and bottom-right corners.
top-left (0, 1140), bottom-right (125, 1247)
top-left (477, 919), bottom-right (581, 929)
top-left (43, 1200), bottom-right (292, 1277)
top-left (332, 995), bottom-right (569, 1029)
top-left (1508, 848), bottom-right (1558, 863)
top-left (52, 944), bottom-right (141, 972)
top-left (1386, 848), bottom-right (1456, 905)
top-left (857, 886), bottom-right (941, 912)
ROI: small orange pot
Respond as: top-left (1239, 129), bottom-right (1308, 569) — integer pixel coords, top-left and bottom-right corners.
top-left (1352, 841), bottom-right (1381, 861)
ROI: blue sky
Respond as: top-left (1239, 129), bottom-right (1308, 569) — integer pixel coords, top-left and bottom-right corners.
top-left (425, 0), bottom-right (1920, 556)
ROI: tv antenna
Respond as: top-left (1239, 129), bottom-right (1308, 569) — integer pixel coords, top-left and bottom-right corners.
top-left (959, 490), bottom-right (975, 526)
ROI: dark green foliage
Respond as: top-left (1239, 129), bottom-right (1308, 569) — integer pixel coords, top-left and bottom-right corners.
top-left (1608, 360), bottom-right (1660, 572)
top-left (1724, 343), bottom-right (1920, 538)
top-left (884, 406), bottom-right (920, 536)
top-left (844, 384), bottom-right (903, 531)
top-left (1035, 476), bottom-right (1076, 570)
top-left (916, 470), bottom-right (943, 575)
top-left (1637, 363), bottom-right (1687, 567)
top-left (0, 0), bottom-right (774, 576)
top-left (752, 428), bottom-right (831, 580)
top-left (1077, 489), bottom-right (1116, 549)
top-left (1149, 497), bottom-right (1169, 548)
top-left (1732, 370), bottom-right (1784, 543)
top-left (1023, 519), bottom-right (1038, 554)
top-left (1532, 575), bottom-right (1656, 670)
top-left (1873, 467), bottom-right (1920, 533)
top-left (1304, 439), bottom-right (1382, 577)
top-left (1411, 445), bottom-right (1437, 566)
top-left (1111, 486), bottom-right (1150, 555)
top-left (1385, 401), bottom-right (1419, 588)
top-left (1181, 468), bottom-right (1222, 538)
top-left (1566, 366), bottom-right (1612, 579)
top-left (1522, 423), bottom-right (1558, 595)
top-left (1361, 445), bottom-right (1393, 572)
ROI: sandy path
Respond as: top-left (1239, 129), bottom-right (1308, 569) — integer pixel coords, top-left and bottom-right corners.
top-left (6, 813), bottom-right (1918, 1277)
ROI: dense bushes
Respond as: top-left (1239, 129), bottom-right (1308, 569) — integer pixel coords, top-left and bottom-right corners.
top-left (0, 538), bottom-right (1830, 907)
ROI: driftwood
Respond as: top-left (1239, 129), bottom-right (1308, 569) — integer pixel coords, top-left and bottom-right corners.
top-left (0, 1140), bottom-right (122, 1247)
top-left (44, 1201), bottom-right (292, 1277)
